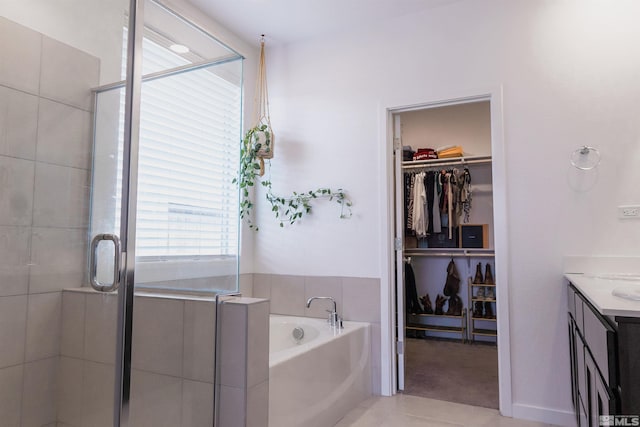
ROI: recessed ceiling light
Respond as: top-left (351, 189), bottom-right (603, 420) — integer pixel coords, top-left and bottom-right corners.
top-left (169, 44), bottom-right (189, 54)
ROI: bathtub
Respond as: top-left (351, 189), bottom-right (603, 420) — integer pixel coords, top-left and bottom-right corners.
top-left (268, 315), bottom-right (371, 427)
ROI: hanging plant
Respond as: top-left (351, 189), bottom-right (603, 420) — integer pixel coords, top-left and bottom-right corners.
top-left (233, 36), bottom-right (352, 231)
top-left (234, 125), bottom-right (352, 230)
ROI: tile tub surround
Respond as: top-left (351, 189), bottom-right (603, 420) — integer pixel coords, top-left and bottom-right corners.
top-left (0, 16), bottom-right (98, 427)
top-left (252, 274), bottom-right (382, 394)
top-left (59, 289), bottom-right (269, 427)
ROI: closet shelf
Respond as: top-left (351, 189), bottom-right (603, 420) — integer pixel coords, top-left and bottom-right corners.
top-left (404, 248), bottom-right (495, 258)
top-left (408, 313), bottom-right (465, 319)
top-left (470, 283), bottom-right (496, 287)
top-left (470, 328), bottom-right (498, 337)
top-left (406, 324), bottom-right (465, 334)
top-left (471, 317), bottom-right (497, 322)
top-left (402, 155), bottom-right (492, 170)
top-left (471, 297), bottom-right (497, 302)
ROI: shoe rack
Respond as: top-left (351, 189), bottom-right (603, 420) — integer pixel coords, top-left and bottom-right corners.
top-left (467, 262), bottom-right (497, 343)
top-left (406, 309), bottom-right (467, 343)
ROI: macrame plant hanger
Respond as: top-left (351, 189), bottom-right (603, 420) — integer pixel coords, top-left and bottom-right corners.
top-left (253, 35), bottom-right (273, 176)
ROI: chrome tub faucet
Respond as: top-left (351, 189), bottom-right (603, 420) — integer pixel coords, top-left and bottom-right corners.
top-left (306, 296), bottom-right (343, 329)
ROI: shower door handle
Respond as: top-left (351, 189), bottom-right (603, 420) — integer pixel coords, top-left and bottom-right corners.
top-left (89, 233), bottom-right (121, 292)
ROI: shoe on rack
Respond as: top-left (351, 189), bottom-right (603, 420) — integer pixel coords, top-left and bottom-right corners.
top-left (473, 262), bottom-right (484, 284)
top-left (420, 294), bottom-right (434, 314)
top-left (473, 301), bottom-right (484, 318)
top-left (449, 295), bottom-right (463, 316)
top-left (484, 301), bottom-right (495, 319)
top-left (485, 286), bottom-right (495, 299)
top-left (435, 294), bottom-right (446, 315)
top-left (484, 263), bottom-right (494, 285)
top-left (476, 286), bottom-right (485, 298)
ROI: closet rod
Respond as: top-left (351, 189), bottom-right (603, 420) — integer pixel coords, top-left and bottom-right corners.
top-left (402, 158), bottom-right (490, 171)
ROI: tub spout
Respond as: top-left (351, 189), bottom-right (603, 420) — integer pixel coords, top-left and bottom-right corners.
top-left (306, 296), bottom-right (343, 329)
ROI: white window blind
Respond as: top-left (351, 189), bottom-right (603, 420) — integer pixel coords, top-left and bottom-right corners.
top-left (118, 31), bottom-right (241, 259)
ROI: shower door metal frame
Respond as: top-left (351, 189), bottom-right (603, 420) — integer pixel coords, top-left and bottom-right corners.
top-left (113, 0), bottom-right (144, 424)
top-left (100, 1), bottom-right (246, 425)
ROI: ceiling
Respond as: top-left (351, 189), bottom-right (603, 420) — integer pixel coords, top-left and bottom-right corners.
top-left (187, 0), bottom-right (461, 46)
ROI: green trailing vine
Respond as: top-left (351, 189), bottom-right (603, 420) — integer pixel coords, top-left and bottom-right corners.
top-left (233, 125), bottom-right (352, 231)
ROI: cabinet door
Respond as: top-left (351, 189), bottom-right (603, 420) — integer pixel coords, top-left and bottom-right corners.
top-left (568, 319), bottom-right (579, 414)
top-left (576, 331), bottom-right (588, 414)
top-left (586, 351), bottom-right (616, 427)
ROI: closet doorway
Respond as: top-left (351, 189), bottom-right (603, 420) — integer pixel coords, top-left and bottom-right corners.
top-left (390, 94), bottom-right (510, 412)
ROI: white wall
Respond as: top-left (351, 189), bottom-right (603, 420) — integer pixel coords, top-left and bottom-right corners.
top-left (250, 0), bottom-right (640, 424)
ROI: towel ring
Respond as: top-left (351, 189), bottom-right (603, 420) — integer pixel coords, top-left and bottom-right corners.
top-left (570, 145), bottom-right (600, 170)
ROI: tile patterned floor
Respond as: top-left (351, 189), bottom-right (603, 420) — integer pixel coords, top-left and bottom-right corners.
top-left (334, 394), bottom-right (557, 427)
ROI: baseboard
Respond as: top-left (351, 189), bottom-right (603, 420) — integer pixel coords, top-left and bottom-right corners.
top-left (512, 403), bottom-right (577, 427)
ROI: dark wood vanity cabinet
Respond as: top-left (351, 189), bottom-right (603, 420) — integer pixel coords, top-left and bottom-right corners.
top-left (567, 284), bottom-right (619, 427)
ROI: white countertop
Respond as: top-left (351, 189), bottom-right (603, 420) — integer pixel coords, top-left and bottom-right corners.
top-left (565, 273), bottom-right (640, 318)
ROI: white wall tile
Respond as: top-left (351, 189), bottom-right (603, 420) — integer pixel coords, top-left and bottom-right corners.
top-left (0, 86), bottom-right (38, 160)
top-left (33, 162), bottom-right (90, 228)
top-left (246, 379), bottom-right (269, 427)
top-left (61, 292), bottom-right (85, 358)
top-left (0, 156), bottom-right (35, 226)
top-left (183, 300), bottom-right (215, 383)
top-left (29, 227), bottom-right (86, 293)
top-left (219, 303), bottom-right (247, 388)
top-left (36, 98), bottom-right (92, 169)
top-left (270, 275), bottom-right (304, 316)
top-left (57, 356), bottom-right (83, 426)
top-left (82, 361), bottom-right (114, 427)
top-left (132, 297), bottom-right (184, 377)
top-left (239, 273), bottom-right (254, 297)
top-left (0, 17), bottom-right (41, 94)
top-left (252, 273), bottom-right (271, 300)
top-left (218, 385), bottom-right (245, 427)
top-left (40, 36), bottom-right (99, 111)
top-left (26, 292), bottom-right (61, 361)
top-left (304, 276), bottom-right (343, 318)
top-left (129, 370), bottom-right (182, 427)
top-left (0, 295), bottom-right (27, 368)
top-left (181, 379), bottom-right (214, 427)
top-left (83, 293), bottom-right (117, 365)
top-left (246, 300), bottom-right (269, 388)
top-left (342, 277), bottom-right (381, 322)
top-left (22, 357), bottom-right (58, 427)
top-left (0, 364), bottom-right (23, 427)
top-left (0, 226), bottom-right (31, 296)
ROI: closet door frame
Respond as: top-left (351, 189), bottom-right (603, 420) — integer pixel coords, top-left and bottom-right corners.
top-left (378, 87), bottom-right (512, 416)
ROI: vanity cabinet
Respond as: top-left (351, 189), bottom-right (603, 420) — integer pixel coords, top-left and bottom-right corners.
top-left (567, 284), bottom-right (619, 427)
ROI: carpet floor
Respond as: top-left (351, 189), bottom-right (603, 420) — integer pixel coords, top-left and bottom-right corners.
top-left (403, 338), bottom-right (499, 409)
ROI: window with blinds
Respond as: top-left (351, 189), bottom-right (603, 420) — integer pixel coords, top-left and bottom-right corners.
top-left (118, 31), bottom-right (242, 260)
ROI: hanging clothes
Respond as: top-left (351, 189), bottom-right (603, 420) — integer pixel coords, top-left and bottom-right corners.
top-left (412, 172), bottom-right (427, 237)
top-left (446, 171), bottom-right (454, 239)
top-left (405, 262), bottom-right (423, 314)
top-left (425, 171), bottom-right (435, 234)
top-left (432, 172), bottom-right (442, 233)
top-left (460, 167), bottom-right (472, 223)
top-left (404, 173), bottom-right (415, 232)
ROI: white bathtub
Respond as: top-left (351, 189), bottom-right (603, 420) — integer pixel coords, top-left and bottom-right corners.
top-left (268, 315), bottom-right (371, 427)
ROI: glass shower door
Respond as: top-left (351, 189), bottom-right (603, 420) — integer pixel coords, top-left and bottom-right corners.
top-left (89, 1), bottom-right (243, 425)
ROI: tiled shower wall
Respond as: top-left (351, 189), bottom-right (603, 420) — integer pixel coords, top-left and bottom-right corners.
top-left (0, 17), bottom-right (98, 427)
top-left (249, 274), bottom-right (382, 394)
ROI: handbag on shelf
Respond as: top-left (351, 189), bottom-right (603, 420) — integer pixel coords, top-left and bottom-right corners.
top-left (443, 259), bottom-right (461, 297)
